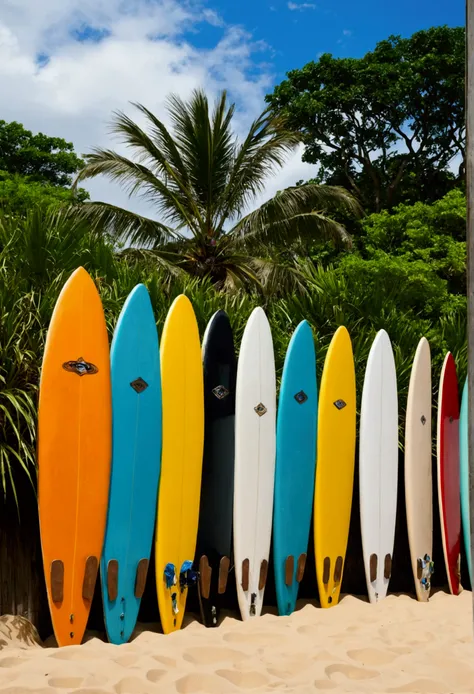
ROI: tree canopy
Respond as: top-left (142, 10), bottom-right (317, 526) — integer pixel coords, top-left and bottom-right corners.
top-left (266, 25), bottom-right (465, 213)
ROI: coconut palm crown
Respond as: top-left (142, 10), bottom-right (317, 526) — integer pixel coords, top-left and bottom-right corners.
top-left (74, 89), bottom-right (360, 290)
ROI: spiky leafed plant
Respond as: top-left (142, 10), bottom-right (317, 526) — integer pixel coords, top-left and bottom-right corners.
top-left (74, 89), bottom-right (361, 291)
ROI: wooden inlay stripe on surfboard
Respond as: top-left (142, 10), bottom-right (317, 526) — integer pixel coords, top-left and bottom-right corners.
top-left (334, 556), bottom-right (343, 584)
top-left (369, 554), bottom-right (377, 583)
top-left (259, 560), bottom-right (268, 590)
top-left (384, 554), bottom-right (392, 580)
top-left (199, 556), bottom-right (212, 599)
top-left (82, 556), bottom-right (98, 601)
top-left (285, 556), bottom-right (294, 586)
top-left (135, 559), bottom-right (149, 599)
top-left (241, 559), bottom-right (249, 591)
top-left (51, 560), bottom-right (64, 604)
top-left (107, 560), bottom-right (119, 602)
top-left (296, 553), bottom-right (306, 583)
top-left (323, 557), bottom-right (330, 584)
top-left (218, 557), bottom-right (230, 595)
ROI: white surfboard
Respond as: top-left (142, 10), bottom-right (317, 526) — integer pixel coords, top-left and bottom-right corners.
top-left (405, 337), bottom-right (433, 602)
top-left (359, 330), bottom-right (398, 603)
top-left (234, 307), bottom-right (276, 620)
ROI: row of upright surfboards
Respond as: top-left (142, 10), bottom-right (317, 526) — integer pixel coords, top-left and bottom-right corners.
top-left (37, 267), bottom-right (468, 648)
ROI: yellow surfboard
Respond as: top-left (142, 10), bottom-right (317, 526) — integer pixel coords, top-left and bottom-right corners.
top-left (155, 295), bottom-right (204, 633)
top-left (314, 326), bottom-right (356, 608)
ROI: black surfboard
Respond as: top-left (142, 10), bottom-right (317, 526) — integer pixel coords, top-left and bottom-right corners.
top-left (195, 310), bottom-right (236, 627)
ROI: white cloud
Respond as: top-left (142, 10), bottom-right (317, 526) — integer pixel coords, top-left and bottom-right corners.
top-left (0, 0), bottom-right (314, 222)
top-left (287, 2), bottom-right (317, 10)
top-left (342, 29), bottom-right (352, 36)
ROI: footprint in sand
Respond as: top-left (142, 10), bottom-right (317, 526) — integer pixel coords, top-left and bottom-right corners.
top-left (48, 677), bottom-right (84, 689)
top-left (313, 650), bottom-right (340, 662)
top-left (68, 689), bottom-right (111, 694)
top-left (0, 689), bottom-right (52, 694)
top-left (146, 669), bottom-right (166, 683)
top-left (153, 654), bottom-right (177, 668)
top-left (297, 624), bottom-right (320, 636)
top-left (49, 648), bottom-right (104, 661)
top-left (175, 673), bottom-right (232, 693)
top-left (313, 681), bottom-right (337, 690)
top-left (114, 654), bottom-right (142, 668)
top-left (387, 678), bottom-right (451, 693)
top-left (114, 676), bottom-right (154, 694)
top-left (347, 648), bottom-right (398, 666)
top-left (183, 647), bottom-right (247, 665)
top-left (0, 657), bottom-right (28, 668)
top-left (325, 663), bottom-right (379, 681)
top-left (223, 631), bottom-right (283, 645)
top-left (216, 668), bottom-right (269, 689)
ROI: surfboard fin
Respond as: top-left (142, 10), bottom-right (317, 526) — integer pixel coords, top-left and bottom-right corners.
top-left (384, 554), bottom-right (392, 580)
top-left (259, 560), bottom-right (268, 590)
top-left (296, 553), bottom-right (307, 583)
top-left (82, 556), bottom-right (98, 601)
top-left (135, 558), bottom-right (149, 599)
top-left (241, 559), bottom-right (249, 591)
top-left (107, 559), bottom-right (119, 601)
top-left (51, 560), bottom-right (64, 603)
top-left (370, 553), bottom-right (378, 583)
top-left (285, 556), bottom-right (294, 586)
top-left (218, 556), bottom-right (230, 595)
top-left (199, 555), bottom-right (212, 599)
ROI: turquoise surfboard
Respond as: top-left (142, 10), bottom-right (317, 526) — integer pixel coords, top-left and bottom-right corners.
top-left (273, 320), bottom-right (317, 615)
top-left (460, 377), bottom-right (471, 585)
top-left (100, 284), bottom-right (162, 644)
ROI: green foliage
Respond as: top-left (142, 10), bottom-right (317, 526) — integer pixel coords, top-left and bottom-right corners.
top-left (73, 89), bottom-right (360, 290)
top-left (0, 171), bottom-right (89, 216)
top-left (266, 26), bottom-right (465, 212)
top-left (0, 120), bottom-right (84, 186)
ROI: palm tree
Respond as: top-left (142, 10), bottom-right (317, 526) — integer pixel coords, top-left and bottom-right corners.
top-left (74, 89), bottom-right (361, 291)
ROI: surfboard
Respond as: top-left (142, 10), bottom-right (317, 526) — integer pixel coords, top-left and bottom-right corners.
top-left (234, 307), bottom-right (276, 620)
top-left (100, 284), bottom-right (162, 644)
top-left (405, 337), bottom-right (433, 602)
top-left (460, 378), bottom-right (471, 585)
top-left (359, 330), bottom-right (398, 603)
top-left (273, 320), bottom-right (317, 616)
top-left (154, 295), bottom-right (204, 634)
top-left (437, 352), bottom-right (461, 595)
top-left (38, 267), bottom-right (111, 647)
top-left (314, 326), bottom-right (356, 608)
top-left (195, 310), bottom-right (236, 627)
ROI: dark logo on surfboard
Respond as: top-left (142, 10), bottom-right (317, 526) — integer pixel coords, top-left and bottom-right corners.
top-left (254, 402), bottom-right (267, 417)
top-left (294, 390), bottom-right (308, 404)
top-left (421, 415), bottom-right (426, 425)
top-left (62, 357), bottom-right (98, 376)
top-left (333, 399), bottom-right (346, 410)
top-left (130, 377), bottom-right (148, 393)
top-left (212, 385), bottom-right (229, 400)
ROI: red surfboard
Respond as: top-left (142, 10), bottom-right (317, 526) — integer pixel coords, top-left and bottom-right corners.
top-left (437, 352), bottom-right (461, 595)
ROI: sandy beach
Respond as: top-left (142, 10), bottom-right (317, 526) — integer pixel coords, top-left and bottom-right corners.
top-left (0, 590), bottom-right (472, 694)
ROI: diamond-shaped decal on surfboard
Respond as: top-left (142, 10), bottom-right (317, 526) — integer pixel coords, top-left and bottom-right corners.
top-left (333, 399), bottom-right (346, 410)
top-left (130, 377), bottom-right (148, 393)
top-left (254, 403), bottom-right (267, 417)
top-left (212, 384), bottom-right (229, 400)
top-left (62, 357), bottom-right (98, 376)
top-left (294, 390), bottom-right (308, 405)
top-left (421, 415), bottom-right (426, 425)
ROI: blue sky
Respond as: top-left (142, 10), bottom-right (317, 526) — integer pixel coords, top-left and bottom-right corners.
top-left (192, 0), bottom-right (464, 84)
top-left (0, 0), bottom-right (465, 217)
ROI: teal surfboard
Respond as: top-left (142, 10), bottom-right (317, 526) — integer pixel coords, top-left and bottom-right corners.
top-left (460, 377), bottom-right (471, 585)
top-left (273, 320), bottom-right (317, 615)
top-left (100, 284), bottom-right (162, 644)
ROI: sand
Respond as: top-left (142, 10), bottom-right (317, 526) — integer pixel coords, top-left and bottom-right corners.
top-left (0, 591), bottom-right (473, 694)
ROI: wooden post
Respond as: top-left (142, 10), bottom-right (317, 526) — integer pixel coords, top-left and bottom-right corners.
top-left (467, 0), bottom-right (474, 627)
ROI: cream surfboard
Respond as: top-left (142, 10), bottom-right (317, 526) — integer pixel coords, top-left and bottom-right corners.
top-left (359, 330), bottom-right (398, 603)
top-left (405, 337), bottom-right (433, 601)
top-left (234, 307), bottom-right (276, 620)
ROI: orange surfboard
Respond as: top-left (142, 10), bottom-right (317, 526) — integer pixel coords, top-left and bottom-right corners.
top-left (38, 267), bottom-right (111, 646)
